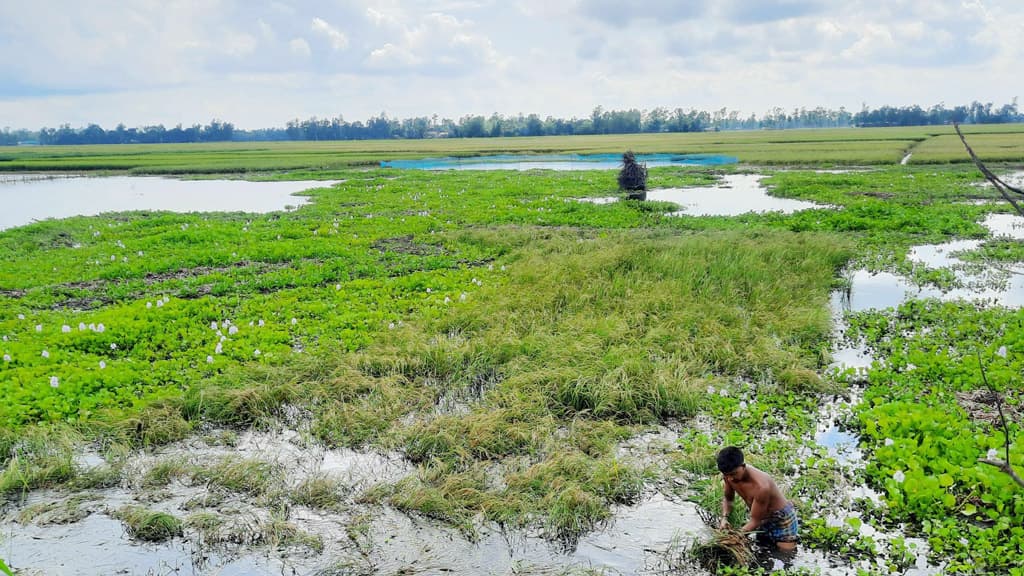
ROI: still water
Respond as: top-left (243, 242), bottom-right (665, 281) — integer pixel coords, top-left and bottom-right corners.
top-left (0, 175), bottom-right (330, 231)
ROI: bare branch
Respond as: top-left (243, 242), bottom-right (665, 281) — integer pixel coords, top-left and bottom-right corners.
top-left (954, 122), bottom-right (1024, 217)
top-left (978, 458), bottom-right (1024, 489)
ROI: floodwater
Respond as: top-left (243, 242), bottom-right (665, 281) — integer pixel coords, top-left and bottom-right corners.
top-left (381, 153), bottom-right (738, 171)
top-left (0, 175), bottom-right (331, 231)
top-left (648, 174), bottom-right (823, 216)
top-left (578, 174), bottom-right (825, 217)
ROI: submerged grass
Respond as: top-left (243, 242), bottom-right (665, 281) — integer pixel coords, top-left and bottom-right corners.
top-left (113, 506), bottom-right (183, 542)
top-left (3, 156), bottom-right (1021, 570)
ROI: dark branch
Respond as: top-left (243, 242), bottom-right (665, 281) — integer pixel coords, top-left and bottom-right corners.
top-left (954, 122), bottom-right (1024, 217)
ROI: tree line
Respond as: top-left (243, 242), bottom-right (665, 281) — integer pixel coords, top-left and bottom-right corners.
top-left (2, 100), bottom-right (1020, 146)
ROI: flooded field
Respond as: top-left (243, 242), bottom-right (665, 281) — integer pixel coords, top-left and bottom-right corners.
top-left (0, 176), bottom-right (330, 231)
top-left (2, 165), bottom-right (1022, 575)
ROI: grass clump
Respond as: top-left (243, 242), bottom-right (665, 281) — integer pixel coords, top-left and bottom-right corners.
top-left (113, 506), bottom-right (183, 542)
top-left (193, 456), bottom-right (283, 497)
top-left (290, 474), bottom-right (347, 509)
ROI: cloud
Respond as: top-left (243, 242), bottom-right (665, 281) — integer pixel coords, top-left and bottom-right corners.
top-left (718, 0), bottom-right (824, 24)
top-left (311, 17), bottom-right (349, 51)
top-left (577, 0), bottom-right (707, 27)
top-left (289, 38), bottom-right (312, 57)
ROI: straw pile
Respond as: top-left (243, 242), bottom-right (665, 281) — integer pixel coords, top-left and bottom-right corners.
top-left (691, 506), bottom-right (756, 571)
top-left (617, 151), bottom-right (648, 196)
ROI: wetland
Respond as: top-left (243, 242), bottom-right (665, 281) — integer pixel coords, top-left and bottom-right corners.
top-left (1, 130), bottom-right (1023, 575)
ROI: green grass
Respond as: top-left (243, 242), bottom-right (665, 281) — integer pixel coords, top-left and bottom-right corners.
top-left (112, 506), bottom-right (183, 541)
top-left (2, 153), bottom-right (1023, 570)
top-left (1, 124), bottom-right (1022, 173)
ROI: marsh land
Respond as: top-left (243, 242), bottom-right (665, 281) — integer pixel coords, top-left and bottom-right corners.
top-left (1, 126), bottom-right (1023, 575)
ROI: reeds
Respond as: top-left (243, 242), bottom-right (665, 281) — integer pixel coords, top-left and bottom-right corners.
top-left (691, 506), bottom-right (756, 571)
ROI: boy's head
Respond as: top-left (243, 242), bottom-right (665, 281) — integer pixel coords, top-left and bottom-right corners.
top-left (717, 446), bottom-right (745, 476)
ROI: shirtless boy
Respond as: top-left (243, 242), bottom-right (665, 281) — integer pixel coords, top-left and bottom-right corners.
top-left (717, 446), bottom-right (799, 550)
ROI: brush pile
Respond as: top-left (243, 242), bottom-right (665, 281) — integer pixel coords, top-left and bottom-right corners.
top-left (617, 151), bottom-right (647, 198)
top-left (690, 506), bottom-right (756, 572)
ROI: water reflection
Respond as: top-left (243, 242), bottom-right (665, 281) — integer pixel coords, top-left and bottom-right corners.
top-left (0, 176), bottom-right (332, 231)
top-left (649, 175), bottom-right (824, 217)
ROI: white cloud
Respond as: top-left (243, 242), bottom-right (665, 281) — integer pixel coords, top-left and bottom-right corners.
top-left (0, 0), bottom-right (1020, 128)
top-left (289, 37), bottom-right (312, 57)
top-left (311, 17), bottom-right (349, 51)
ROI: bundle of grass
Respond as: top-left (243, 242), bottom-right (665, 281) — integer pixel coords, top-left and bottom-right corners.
top-left (617, 151), bottom-right (648, 199)
top-left (114, 506), bottom-right (183, 542)
top-left (691, 506), bottom-right (756, 572)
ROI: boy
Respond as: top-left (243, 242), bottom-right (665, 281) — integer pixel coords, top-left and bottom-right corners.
top-left (717, 446), bottom-right (799, 550)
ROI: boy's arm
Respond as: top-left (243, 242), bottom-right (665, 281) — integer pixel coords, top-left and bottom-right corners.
top-left (741, 496), bottom-right (767, 533)
top-left (719, 481), bottom-right (735, 528)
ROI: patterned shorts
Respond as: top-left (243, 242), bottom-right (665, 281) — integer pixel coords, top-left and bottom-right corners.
top-left (760, 502), bottom-right (799, 543)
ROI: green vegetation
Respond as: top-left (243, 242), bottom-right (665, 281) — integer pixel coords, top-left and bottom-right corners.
top-left (113, 506), bottom-right (183, 542)
top-left (2, 124), bottom-right (1023, 174)
top-left (1, 132), bottom-right (1023, 573)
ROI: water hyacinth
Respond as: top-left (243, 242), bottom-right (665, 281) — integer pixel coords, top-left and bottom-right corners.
top-left (291, 318), bottom-right (298, 325)
top-left (459, 292), bottom-right (467, 301)
top-left (258, 319), bottom-right (265, 327)
top-left (207, 355), bottom-right (214, 364)
top-left (997, 346), bottom-right (1008, 358)
top-left (987, 448), bottom-right (999, 459)
top-left (253, 349), bottom-right (261, 357)
top-left (211, 321), bottom-right (218, 330)
top-left (156, 300), bottom-right (164, 307)
top-left (444, 296), bottom-right (451, 304)
top-left (49, 376), bottom-right (59, 388)
top-left (99, 361), bottom-right (106, 369)
top-left (146, 302), bottom-right (152, 308)
top-left (110, 343), bottom-right (117, 350)
top-left (214, 343), bottom-right (223, 354)
top-left (62, 325), bottom-right (71, 333)
top-left (3, 354), bottom-right (10, 362)
top-left (79, 322), bottom-right (86, 331)
top-left (35, 324), bottom-right (42, 332)
top-left (893, 470), bottom-right (906, 483)
top-left (96, 324), bottom-right (105, 333)
top-left (41, 350), bottom-right (50, 358)
top-left (228, 326), bottom-right (239, 335)
top-left (18, 314), bottom-right (25, 320)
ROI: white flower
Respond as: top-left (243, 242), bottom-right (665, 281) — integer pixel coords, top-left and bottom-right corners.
top-left (137, 251), bottom-right (144, 256)
top-left (426, 288), bottom-right (432, 293)
top-left (335, 284), bottom-right (341, 290)
top-left (35, 324), bottom-right (42, 332)
top-left (248, 321), bottom-right (254, 327)
top-left (110, 343), bottom-right (117, 350)
top-left (459, 292), bottom-right (467, 301)
top-left (719, 388), bottom-right (729, 397)
top-left (997, 346), bottom-right (1008, 358)
top-left (215, 342), bottom-right (223, 354)
top-left (211, 321), bottom-right (218, 330)
top-left (146, 302), bottom-right (152, 308)
top-left (162, 296), bottom-right (169, 304)
top-left (253, 349), bottom-right (261, 357)
top-left (49, 376), bottom-right (59, 388)
top-left (958, 537), bottom-right (969, 547)
top-left (2, 335), bottom-right (6, 341)
top-left (500, 265), bottom-right (506, 271)
top-left (707, 385), bottom-right (716, 394)
top-left (291, 318), bottom-right (298, 325)
top-left (88, 323), bottom-right (96, 331)
top-left (96, 323), bottom-right (105, 333)
top-left (41, 350), bottom-right (50, 358)
top-left (79, 322), bottom-right (86, 330)
top-left (488, 264), bottom-right (494, 270)
top-left (884, 438), bottom-right (895, 446)
top-left (221, 320), bottom-right (231, 328)
top-left (2, 354), bottom-right (10, 362)
top-left (258, 319), bottom-right (265, 327)
top-left (228, 326), bottom-right (238, 335)
top-left (444, 296), bottom-right (451, 304)
top-left (731, 411), bottom-right (741, 418)
top-left (61, 325), bottom-right (71, 333)
top-left (893, 470), bottom-right (905, 483)
top-left (99, 361), bottom-right (106, 369)
top-left (738, 400), bottom-right (748, 410)
top-left (110, 255), bottom-right (116, 261)
top-left (772, 559), bottom-right (785, 572)
top-left (206, 355), bottom-right (214, 364)
top-left (987, 448), bottom-right (999, 459)
top-left (388, 322), bottom-right (395, 329)
top-left (17, 314), bottom-right (25, 320)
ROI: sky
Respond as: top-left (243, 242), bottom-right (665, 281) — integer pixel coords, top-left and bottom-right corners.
top-left (1, 0), bottom-right (1021, 130)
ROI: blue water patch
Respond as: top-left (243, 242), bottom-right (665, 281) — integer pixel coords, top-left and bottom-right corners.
top-left (380, 153), bottom-right (738, 171)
